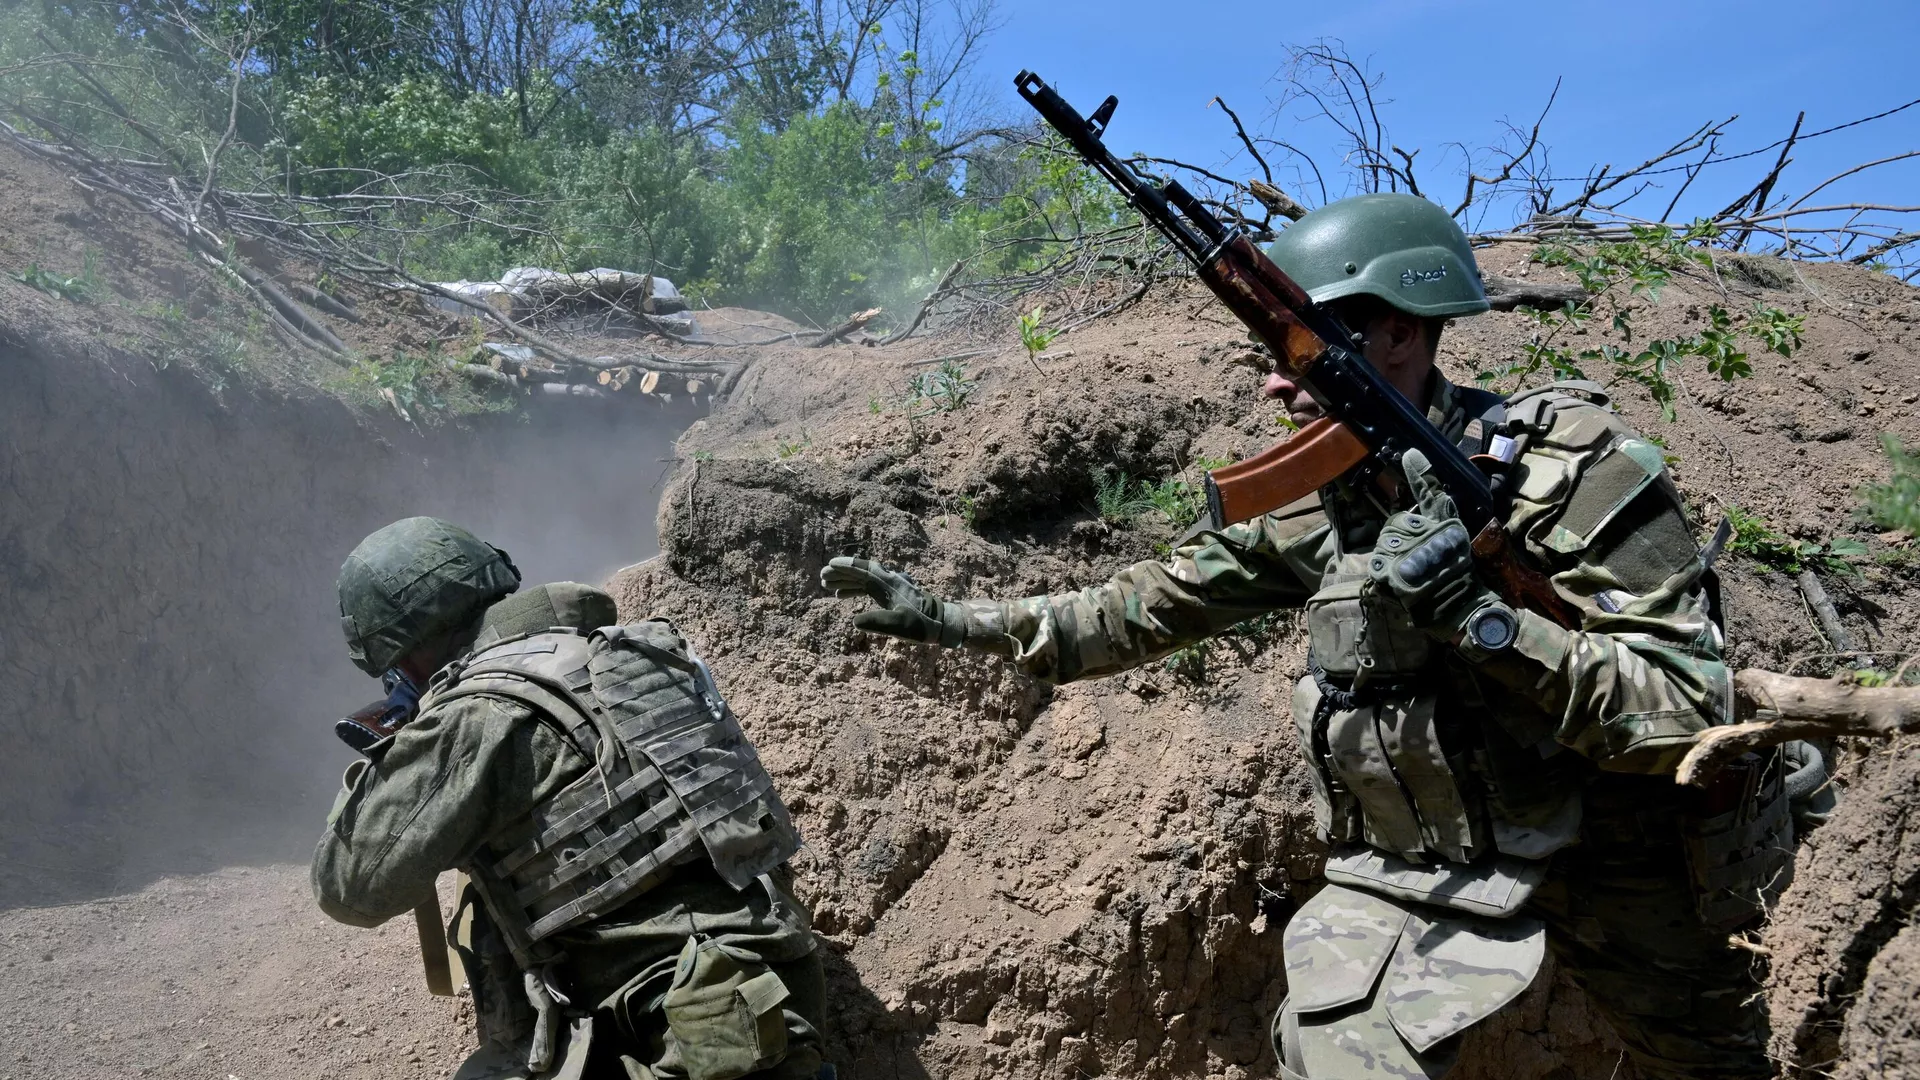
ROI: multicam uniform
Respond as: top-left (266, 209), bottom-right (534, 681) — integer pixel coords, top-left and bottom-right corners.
top-left (941, 375), bottom-right (1787, 1078)
top-left (315, 582), bottom-right (825, 1080)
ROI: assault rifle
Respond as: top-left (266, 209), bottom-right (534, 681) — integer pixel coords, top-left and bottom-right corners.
top-left (1015, 71), bottom-right (1576, 627)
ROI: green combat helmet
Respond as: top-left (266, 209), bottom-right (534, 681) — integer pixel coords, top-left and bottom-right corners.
top-left (337, 517), bottom-right (521, 675)
top-left (1267, 192), bottom-right (1489, 319)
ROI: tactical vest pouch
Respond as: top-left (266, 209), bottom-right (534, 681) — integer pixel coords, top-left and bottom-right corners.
top-left (664, 937), bottom-right (792, 1080)
top-left (1681, 750), bottom-right (1794, 931)
top-left (1281, 883), bottom-right (1545, 1068)
top-left (1323, 844), bottom-right (1546, 918)
top-left (1306, 568), bottom-right (1432, 678)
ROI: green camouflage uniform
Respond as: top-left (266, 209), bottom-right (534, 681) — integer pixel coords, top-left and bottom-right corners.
top-left (944, 375), bottom-right (1784, 1079)
top-left (314, 582), bottom-right (826, 1080)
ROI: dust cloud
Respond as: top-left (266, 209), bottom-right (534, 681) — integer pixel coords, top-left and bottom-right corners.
top-left (0, 339), bottom-right (700, 909)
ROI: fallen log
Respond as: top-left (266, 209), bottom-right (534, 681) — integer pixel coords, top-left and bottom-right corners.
top-left (1483, 274), bottom-right (1590, 312)
top-left (1676, 668), bottom-right (1920, 786)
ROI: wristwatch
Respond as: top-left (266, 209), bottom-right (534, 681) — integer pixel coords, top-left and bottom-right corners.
top-left (1460, 601), bottom-right (1520, 661)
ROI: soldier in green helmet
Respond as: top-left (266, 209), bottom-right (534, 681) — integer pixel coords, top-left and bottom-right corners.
top-left (317, 517), bottom-right (828, 1080)
top-left (824, 193), bottom-right (1820, 1078)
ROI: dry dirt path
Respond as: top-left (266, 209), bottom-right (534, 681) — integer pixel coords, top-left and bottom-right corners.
top-left (0, 866), bottom-right (472, 1080)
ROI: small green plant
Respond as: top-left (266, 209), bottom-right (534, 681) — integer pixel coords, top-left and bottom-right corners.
top-left (868, 396), bottom-right (882, 415)
top-left (1163, 641), bottom-right (1211, 683)
top-left (955, 492), bottom-right (979, 529)
top-left (775, 432), bottom-right (811, 459)
top-left (15, 261), bottom-right (92, 302)
top-left (1859, 434), bottom-right (1920, 538)
top-left (1480, 221), bottom-right (1804, 422)
top-left (1092, 458), bottom-right (1231, 531)
top-left (1723, 503), bottom-right (1865, 575)
top-left (907, 359), bottom-right (977, 415)
top-left (1093, 468), bottom-right (1148, 524)
top-left (1018, 305), bottom-right (1060, 367)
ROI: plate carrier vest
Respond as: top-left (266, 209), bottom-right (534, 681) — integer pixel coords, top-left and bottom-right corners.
top-left (420, 619), bottom-right (802, 968)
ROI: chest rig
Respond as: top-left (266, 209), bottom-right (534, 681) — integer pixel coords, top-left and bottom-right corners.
top-left (421, 619), bottom-right (802, 970)
top-left (1292, 381), bottom-right (1613, 879)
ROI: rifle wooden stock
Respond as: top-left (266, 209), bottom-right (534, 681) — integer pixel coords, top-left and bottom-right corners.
top-left (1206, 419), bottom-right (1367, 526)
top-left (414, 899), bottom-right (455, 996)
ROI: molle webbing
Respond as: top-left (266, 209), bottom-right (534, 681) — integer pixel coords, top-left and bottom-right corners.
top-left (423, 623), bottom-right (799, 967)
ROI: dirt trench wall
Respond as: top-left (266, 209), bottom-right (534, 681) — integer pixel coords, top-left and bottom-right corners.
top-left (0, 330), bottom-right (694, 908)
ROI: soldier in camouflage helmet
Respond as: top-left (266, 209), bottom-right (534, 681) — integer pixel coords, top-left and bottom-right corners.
top-left (824, 194), bottom-right (1810, 1078)
top-left (318, 517), bottom-right (828, 1080)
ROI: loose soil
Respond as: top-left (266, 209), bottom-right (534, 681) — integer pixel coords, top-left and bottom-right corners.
top-left (5, 121), bottom-right (1920, 1079)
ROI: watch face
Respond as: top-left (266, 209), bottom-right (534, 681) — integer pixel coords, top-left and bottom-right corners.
top-left (1470, 606), bottom-right (1518, 651)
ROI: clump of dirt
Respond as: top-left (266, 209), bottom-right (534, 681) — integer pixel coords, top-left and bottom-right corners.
top-left (601, 245), bottom-right (1920, 1080)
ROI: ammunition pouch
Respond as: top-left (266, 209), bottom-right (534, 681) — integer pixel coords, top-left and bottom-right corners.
top-left (664, 936), bottom-right (794, 1080)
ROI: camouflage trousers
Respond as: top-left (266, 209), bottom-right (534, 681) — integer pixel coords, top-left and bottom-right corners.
top-left (1275, 772), bottom-right (1775, 1080)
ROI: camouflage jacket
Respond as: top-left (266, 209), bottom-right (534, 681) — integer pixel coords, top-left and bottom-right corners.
top-left (953, 375), bottom-right (1729, 867)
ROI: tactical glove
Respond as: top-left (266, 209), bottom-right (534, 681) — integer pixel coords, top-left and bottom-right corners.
top-left (1367, 449), bottom-right (1504, 645)
top-left (820, 556), bottom-right (966, 647)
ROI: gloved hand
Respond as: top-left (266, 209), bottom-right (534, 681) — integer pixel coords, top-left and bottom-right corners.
top-left (1367, 449), bottom-right (1496, 640)
top-left (820, 556), bottom-right (966, 647)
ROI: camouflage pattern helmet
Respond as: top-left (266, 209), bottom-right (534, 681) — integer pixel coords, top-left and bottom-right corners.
top-left (1267, 192), bottom-right (1490, 319)
top-left (337, 517), bottom-right (521, 675)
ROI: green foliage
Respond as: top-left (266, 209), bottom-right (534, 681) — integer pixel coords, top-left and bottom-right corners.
top-left (1093, 458), bottom-right (1231, 530)
top-left (1018, 305), bottom-right (1060, 362)
top-left (1480, 222), bottom-right (1804, 421)
top-left (278, 76), bottom-right (535, 190)
top-left (1723, 503), bottom-right (1864, 575)
top-left (774, 432), bottom-right (811, 458)
top-left (14, 261), bottom-right (93, 302)
top-left (1860, 434), bottom-right (1920, 537)
top-left (907, 359), bottom-right (978, 415)
top-left (333, 347), bottom-right (511, 422)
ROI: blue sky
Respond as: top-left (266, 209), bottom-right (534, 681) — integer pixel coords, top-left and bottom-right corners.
top-left (968, 0), bottom-right (1919, 237)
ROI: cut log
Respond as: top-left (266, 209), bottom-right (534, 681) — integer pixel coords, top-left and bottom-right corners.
top-left (1483, 275), bottom-right (1590, 312)
top-left (809, 308), bottom-right (882, 347)
top-left (1676, 668), bottom-right (1920, 786)
top-left (536, 382), bottom-right (606, 399)
top-left (685, 379), bottom-right (703, 396)
top-left (639, 370), bottom-right (661, 394)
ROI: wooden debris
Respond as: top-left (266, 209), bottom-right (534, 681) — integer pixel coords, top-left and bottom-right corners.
top-left (1482, 275), bottom-right (1590, 312)
top-left (1677, 668), bottom-right (1920, 786)
top-left (810, 307), bottom-right (883, 347)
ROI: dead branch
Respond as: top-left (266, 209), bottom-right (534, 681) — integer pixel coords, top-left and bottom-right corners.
top-left (1796, 570), bottom-right (1855, 654)
top-left (1726, 111), bottom-right (1803, 247)
top-left (1677, 669), bottom-right (1920, 787)
top-left (880, 259), bottom-right (966, 344)
top-left (810, 307), bottom-right (882, 347)
top-left (1248, 180), bottom-right (1308, 222)
top-left (1452, 77), bottom-right (1560, 219)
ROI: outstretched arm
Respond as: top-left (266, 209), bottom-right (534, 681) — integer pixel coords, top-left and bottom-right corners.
top-left (824, 502), bottom-right (1331, 684)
